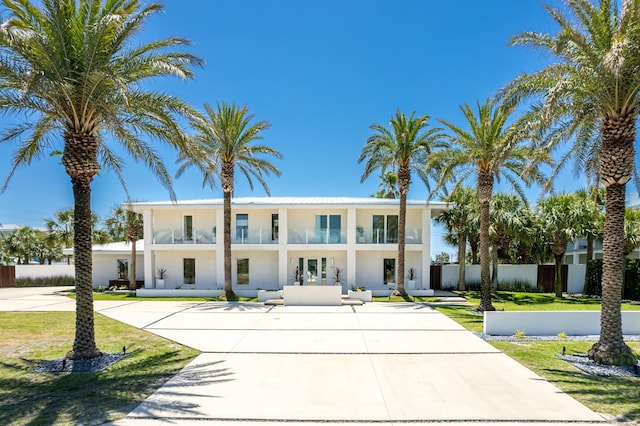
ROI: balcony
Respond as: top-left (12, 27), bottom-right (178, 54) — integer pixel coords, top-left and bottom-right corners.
top-left (356, 227), bottom-right (422, 244)
top-left (233, 228), bottom-right (279, 244)
top-left (153, 228), bottom-right (215, 244)
top-left (288, 228), bottom-right (346, 244)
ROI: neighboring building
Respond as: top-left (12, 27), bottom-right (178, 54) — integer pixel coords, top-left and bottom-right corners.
top-left (565, 194), bottom-right (640, 265)
top-left (127, 197), bottom-right (447, 292)
top-left (63, 240), bottom-right (144, 286)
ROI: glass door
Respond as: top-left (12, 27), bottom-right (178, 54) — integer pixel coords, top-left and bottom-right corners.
top-left (306, 259), bottom-right (318, 285)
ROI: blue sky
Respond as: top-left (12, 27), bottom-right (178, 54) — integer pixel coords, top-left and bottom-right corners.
top-left (0, 0), bottom-right (585, 256)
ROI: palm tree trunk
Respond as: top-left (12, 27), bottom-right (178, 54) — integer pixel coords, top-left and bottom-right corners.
top-left (457, 231), bottom-right (466, 291)
top-left (491, 241), bottom-right (499, 292)
top-left (478, 170), bottom-right (495, 311)
top-left (62, 131), bottom-right (101, 360)
top-left (395, 166), bottom-right (409, 296)
top-left (129, 237), bottom-right (137, 290)
top-left (588, 115), bottom-right (636, 365)
top-left (588, 183), bottom-right (636, 365)
top-left (554, 252), bottom-right (564, 298)
top-left (469, 239), bottom-right (479, 264)
top-left (222, 161), bottom-right (236, 300)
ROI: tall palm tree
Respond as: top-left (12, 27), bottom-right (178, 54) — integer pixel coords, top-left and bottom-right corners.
top-left (537, 193), bottom-right (587, 297)
top-left (0, 0), bottom-right (202, 359)
top-left (431, 99), bottom-right (547, 311)
top-left (104, 203), bottom-right (144, 289)
top-left (371, 171), bottom-right (400, 199)
top-left (502, 0), bottom-right (639, 365)
top-left (434, 186), bottom-right (477, 290)
top-left (360, 110), bottom-right (444, 296)
top-left (177, 102), bottom-right (282, 299)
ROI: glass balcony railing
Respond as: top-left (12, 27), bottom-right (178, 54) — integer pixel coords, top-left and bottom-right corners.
top-left (232, 228), bottom-right (278, 244)
top-left (153, 228), bottom-right (215, 244)
top-left (288, 228), bottom-right (346, 244)
top-left (355, 227), bottom-right (422, 244)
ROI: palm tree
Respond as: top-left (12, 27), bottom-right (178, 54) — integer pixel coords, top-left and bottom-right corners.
top-left (0, 1), bottom-right (202, 359)
top-left (104, 204), bottom-right (144, 289)
top-left (623, 208), bottom-right (640, 257)
top-left (489, 193), bottom-right (526, 288)
top-left (360, 110), bottom-right (444, 296)
top-left (502, 0), bottom-right (639, 365)
top-left (177, 102), bottom-right (282, 299)
top-left (431, 99), bottom-right (546, 311)
top-left (434, 186), bottom-right (477, 290)
top-left (371, 171), bottom-right (400, 199)
top-left (537, 193), bottom-right (586, 297)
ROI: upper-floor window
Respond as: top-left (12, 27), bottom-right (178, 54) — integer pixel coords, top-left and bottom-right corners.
top-left (236, 214), bottom-right (248, 241)
top-left (315, 214), bottom-right (341, 243)
top-left (183, 215), bottom-right (193, 241)
top-left (373, 215), bottom-right (398, 244)
top-left (272, 214), bottom-right (279, 241)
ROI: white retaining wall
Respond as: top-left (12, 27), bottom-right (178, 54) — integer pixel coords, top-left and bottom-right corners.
top-left (15, 264), bottom-right (75, 279)
top-left (484, 311), bottom-right (640, 336)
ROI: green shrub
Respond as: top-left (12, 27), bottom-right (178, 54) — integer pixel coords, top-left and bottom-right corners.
top-left (15, 276), bottom-right (75, 287)
top-left (586, 259), bottom-right (640, 301)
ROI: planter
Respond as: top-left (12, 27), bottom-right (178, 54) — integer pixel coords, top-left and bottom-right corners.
top-left (156, 279), bottom-right (165, 289)
top-left (258, 290), bottom-right (282, 302)
top-left (347, 290), bottom-right (372, 302)
top-left (293, 281), bottom-right (300, 286)
top-left (408, 280), bottom-right (416, 290)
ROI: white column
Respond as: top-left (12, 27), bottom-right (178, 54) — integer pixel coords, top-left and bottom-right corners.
top-left (215, 209), bottom-right (224, 288)
top-left (421, 208), bottom-right (432, 289)
top-left (143, 209), bottom-right (154, 288)
top-left (347, 208), bottom-right (357, 287)
top-left (278, 208), bottom-right (288, 286)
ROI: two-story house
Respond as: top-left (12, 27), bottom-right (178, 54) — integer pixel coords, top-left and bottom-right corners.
top-left (129, 197), bottom-right (447, 293)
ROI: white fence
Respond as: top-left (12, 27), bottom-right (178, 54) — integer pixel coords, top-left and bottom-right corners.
top-left (441, 264), bottom-right (586, 293)
top-left (15, 265), bottom-right (75, 279)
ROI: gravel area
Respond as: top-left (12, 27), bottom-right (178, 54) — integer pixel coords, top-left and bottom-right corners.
top-left (32, 353), bottom-right (130, 373)
top-left (475, 332), bottom-right (640, 377)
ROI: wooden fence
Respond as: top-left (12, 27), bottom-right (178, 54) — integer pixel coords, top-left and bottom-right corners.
top-left (0, 266), bottom-right (16, 288)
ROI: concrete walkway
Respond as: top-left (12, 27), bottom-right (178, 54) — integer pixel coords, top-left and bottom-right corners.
top-left (0, 287), bottom-right (606, 425)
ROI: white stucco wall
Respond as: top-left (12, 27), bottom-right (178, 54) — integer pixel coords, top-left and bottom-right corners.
top-left (153, 250), bottom-right (217, 289)
top-left (355, 250), bottom-right (398, 289)
top-left (93, 254), bottom-right (144, 287)
top-left (15, 264), bottom-right (75, 279)
top-left (232, 250), bottom-right (279, 290)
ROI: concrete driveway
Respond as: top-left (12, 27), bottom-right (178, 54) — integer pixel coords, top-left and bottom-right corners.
top-left (0, 287), bottom-right (606, 425)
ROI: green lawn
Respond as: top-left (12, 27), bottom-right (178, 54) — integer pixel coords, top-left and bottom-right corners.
top-left (435, 291), bottom-right (640, 422)
top-left (0, 312), bottom-right (199, 425)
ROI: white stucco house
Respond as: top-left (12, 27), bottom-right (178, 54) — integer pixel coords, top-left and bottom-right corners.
top-left (121, 197), bottom-right (447, 294)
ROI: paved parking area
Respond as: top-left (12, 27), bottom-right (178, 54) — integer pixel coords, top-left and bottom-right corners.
top-left (0, 287), bottom-right (607, 425)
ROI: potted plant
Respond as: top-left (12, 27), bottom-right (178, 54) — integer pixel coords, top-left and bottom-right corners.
top-left (407, 267), bottom-right (417, 290)
top-left (333, 267), bottom-right (344, 285)
top-left (293, 266), bottom-right (302, 285)
top-left (157, 268), bottom-right (167, 289)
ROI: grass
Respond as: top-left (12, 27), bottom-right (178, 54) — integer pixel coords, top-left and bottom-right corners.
top-left (90, 292), bottom-right (258, 302)
top-left (434, 291), bottom-right (640, 422)
top-left (0, 312), bottom-right (199, 425)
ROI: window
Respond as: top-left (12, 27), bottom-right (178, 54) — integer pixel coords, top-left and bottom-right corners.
top-left (372, 215), bottom-right (398, 243)
top-left (183, 215), bottom-right (193, 241)
top-left (315, 214), bottom-right (341, 243)
top-left (272, 214), bottom-right (279, 240)
top-left (237, 258), bottom-right (249, 284)
top-left (117, 259), bottom-right (128, 280)
top-left (383, 258), bottom-right (396, 284)
top-left (184, 258), bottom-right (195, 284)
top-left (236, 214), bottom-right (248, 241)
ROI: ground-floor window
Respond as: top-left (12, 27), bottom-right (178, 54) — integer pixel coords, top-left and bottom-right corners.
top-left (117, 258), bottom-right (128, 280)
top-left (383, 258), bottom-right (395, 284)
top-left (184, 258), bottom-right (195, 284)
top-left (237, 258), bottom-right (249, 284)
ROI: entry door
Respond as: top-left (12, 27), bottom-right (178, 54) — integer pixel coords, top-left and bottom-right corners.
top-left (306, 259), bottom-right (318, 285)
